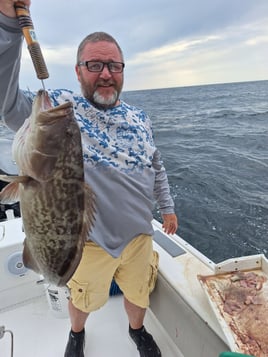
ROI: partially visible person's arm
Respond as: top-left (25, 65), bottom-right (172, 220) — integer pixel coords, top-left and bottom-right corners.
top-left (153, 148), bottom-right (178, 234)
top-left (0, 0), bottom-right (33, 131)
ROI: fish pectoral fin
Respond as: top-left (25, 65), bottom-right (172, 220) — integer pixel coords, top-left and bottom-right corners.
top-left (0, 181), bottom-right (20, 204)
top-left (0, 175), bottom-right (32, 203)
top-left (0, 175), bottom-right (30, 183)
top-left (0, 175), bottom-right (13, 182)
top-left (23, 239), bottom-right (41, 273)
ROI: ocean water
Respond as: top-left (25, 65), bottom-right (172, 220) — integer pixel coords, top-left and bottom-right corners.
top-left (122, 80), bottom-right (268, 263)
top-left (1, 80), bottom-right (268, 263)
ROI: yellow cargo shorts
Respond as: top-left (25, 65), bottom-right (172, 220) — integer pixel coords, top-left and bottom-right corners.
top-left (67, 234), bottom-right (159, 313)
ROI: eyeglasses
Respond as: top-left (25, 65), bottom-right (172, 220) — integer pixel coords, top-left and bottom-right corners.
top-left (78, 61), bottom-right (125, 73)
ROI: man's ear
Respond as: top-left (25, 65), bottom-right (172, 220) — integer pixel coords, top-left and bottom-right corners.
top-left (75, 65), bottom-right (81, 82)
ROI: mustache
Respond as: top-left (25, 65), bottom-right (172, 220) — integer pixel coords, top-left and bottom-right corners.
top-left (96, 80), bottom-right (115, 87)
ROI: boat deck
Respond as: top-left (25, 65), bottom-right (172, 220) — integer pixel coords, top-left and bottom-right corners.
top-left (0, 294), bottom-right (180, 357)
top-left (0, 216), bottom-right (231, 357)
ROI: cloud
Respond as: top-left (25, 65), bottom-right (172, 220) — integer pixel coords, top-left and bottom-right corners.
top-left (128, 36), bottom-right (221, 66)
top-left (18, 0), bottom-right (268, 91)
top-left (246, 35), bottom-right (268, 46)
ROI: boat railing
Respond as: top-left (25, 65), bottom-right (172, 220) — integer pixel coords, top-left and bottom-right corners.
top-left (0, 325), bottom-right (14, 357)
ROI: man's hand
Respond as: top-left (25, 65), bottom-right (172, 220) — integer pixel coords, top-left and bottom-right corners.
top-left (0, 0), bottom-right (31, 18)
top-left (161, 213), bottom-right (178, 235)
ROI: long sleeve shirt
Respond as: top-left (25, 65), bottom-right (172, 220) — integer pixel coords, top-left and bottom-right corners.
top-left (0, 13), bottom-right (175, 257)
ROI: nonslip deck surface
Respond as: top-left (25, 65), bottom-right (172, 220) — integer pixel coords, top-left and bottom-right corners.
top-left (0, 294), bottom-right (179, 357)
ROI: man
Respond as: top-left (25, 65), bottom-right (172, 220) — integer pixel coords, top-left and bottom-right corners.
top-left (0, 1), bottom-right (178, 356)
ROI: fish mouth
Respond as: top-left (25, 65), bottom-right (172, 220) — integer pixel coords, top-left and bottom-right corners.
top-left (33, 89), bottom-right (73, 121)
top-left (36, 89), bottom-right (53, 111)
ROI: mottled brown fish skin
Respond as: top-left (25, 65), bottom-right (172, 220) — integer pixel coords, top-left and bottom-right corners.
top-left (13, 90), bottom-right (94, 286)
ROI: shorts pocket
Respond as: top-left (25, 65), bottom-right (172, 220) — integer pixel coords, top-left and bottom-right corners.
top-left (148, 250), bottom-right (159, 294)
top-left (67, 279), bottom-right (90, 311)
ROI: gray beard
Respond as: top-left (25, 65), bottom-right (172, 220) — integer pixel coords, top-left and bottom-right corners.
top-left (92, 90), bottom-right (118, 108)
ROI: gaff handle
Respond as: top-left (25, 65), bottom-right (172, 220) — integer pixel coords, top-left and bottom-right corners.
top-left (14, 1), bottom-right (49, 80)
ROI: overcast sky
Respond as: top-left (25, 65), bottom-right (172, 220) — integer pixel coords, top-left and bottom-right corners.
top-left (18, 0), bottom-right (268, 92)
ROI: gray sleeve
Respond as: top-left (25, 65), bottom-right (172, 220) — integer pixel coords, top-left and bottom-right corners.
top-left (0, 13), bottom-right (32, 131)
top-left (152, 148), bottom-right (175, 214)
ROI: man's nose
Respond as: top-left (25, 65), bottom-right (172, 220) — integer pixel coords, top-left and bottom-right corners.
top-left (99, 64), bottom-right (112, 78)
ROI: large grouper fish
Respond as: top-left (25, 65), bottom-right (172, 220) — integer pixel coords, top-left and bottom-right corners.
top-left (0, 90), bottom-right (95, 286)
